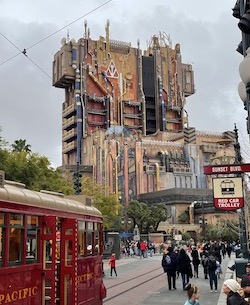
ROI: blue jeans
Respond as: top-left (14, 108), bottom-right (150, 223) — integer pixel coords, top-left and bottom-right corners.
top-left (208, 269), bottom-right (217, 290)
top-left (181, 273), bottom-right (189, 289)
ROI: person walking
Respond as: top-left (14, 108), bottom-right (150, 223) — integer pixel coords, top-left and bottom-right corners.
top-left (206, 251), bottom-right (218, 292)
top-left (184, 283), bottom-right (200, 305)
top-left (191, 246), bottom-right (200, 278)
top-left (223, 279), bottom-right (248, 305)
top-left (226, 243), bottom-right (233, 259)
top-left (161, 246), bottom-right (177, 290)
top-left (109, 253), bottom-right (117, 277)
top-left (200, 248), bottom-right (209, 279)
top-left (177, 248), bottom-right (192, 290)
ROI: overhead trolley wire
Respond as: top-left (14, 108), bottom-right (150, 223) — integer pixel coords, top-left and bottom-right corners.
top-left (26, 0), bottom-right (112, 51)
top-left (0, 0), bottom-right (112, 78)
top-left (0, 32), bottom-right (52, 79)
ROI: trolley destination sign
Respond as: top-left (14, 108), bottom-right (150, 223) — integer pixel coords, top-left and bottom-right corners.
top-left (212, 177), bottom-right (244, 211)
top-left (204, 163), bottom-right (250, 174)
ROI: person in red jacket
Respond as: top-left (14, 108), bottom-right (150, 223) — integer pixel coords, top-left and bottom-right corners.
top-left (140, 240), bottom-right (147, 258)
top-left (109, 253), bottom-right (117, 277)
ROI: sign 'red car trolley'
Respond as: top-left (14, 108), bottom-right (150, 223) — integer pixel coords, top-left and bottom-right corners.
top-left (212, 177), bottom-right (244, 211)
top-left (0, 176), bottom-right (106, 305)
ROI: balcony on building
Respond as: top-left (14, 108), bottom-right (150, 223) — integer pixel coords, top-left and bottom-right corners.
top-left (62, 104), bottom-right (76, 119)
top-left (62, 117), bottom-right (77, 131)
top-left (62, 128), bottom-right (77, 142)
top-left (62, 140), bottom-right (77, 154)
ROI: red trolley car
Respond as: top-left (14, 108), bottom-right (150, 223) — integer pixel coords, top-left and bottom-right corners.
top-left (0, 174), bottom-right (106, 305)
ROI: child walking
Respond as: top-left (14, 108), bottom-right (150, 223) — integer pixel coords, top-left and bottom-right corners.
top-left (109, 253), bottom-right (117, 277)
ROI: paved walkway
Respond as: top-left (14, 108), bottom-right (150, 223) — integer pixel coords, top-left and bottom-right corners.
top-left (103, 252), bottom-right (236, 305)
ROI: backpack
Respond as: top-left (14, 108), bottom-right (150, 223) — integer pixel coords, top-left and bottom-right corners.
top-left (165, 254), bottom-right (171, 265)
top-left (208, 255), bottom-right (217, 270)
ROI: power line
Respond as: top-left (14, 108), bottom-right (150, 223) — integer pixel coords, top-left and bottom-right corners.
top-left (0, 32), bottom-right (23, 53)
top-left (0, 0), bottom-right (112, 68)
top-left (0, 33), bottom-right (52, 79)
top-left (26, 56), bottom-right (52, 80)
top-left (26, 0), bottom-right (112, 51)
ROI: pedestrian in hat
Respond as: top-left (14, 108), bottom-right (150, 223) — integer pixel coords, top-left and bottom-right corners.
top-left (241, 276), bottom-right (250, 303)
top-left (223, 279), bottom-right (248, 305)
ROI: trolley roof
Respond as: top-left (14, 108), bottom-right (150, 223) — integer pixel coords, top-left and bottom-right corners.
top-left (0, 181), bottom-right (102, 217)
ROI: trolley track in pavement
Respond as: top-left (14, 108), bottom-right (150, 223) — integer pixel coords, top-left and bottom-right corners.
top-left (103, 267), bottom-right (163, 303)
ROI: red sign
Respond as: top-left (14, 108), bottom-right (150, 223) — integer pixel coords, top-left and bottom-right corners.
top-left (204, 163), bottom-right (250, 174)
top-left (214, 197), bottom-right (244, 210)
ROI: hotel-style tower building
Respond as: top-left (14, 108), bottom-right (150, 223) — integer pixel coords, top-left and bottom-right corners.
top-left (52, 21), bottom-right (236, 206)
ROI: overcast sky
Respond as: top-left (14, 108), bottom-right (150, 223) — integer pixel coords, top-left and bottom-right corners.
top-left (0, 0), bottom-right (248, 167)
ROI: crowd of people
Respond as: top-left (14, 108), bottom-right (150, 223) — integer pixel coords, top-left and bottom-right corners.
top-left (120, 240), bottom-right (156, 258)
top-left (160, 240), bottom-right (250, 304)
top-left (161, 241), bottom-right (227, 292)
top-left (109, 238), bottom-right (250, 304)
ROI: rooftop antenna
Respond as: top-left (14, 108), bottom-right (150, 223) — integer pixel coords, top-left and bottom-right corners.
top-left (84, 20), bottom-right (87, 39)
top-left (67, 29), bottom-right (70, 42)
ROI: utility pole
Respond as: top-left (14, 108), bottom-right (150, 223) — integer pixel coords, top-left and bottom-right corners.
top-left (73, 161), bottom-right (82, 195)
top-left (234, 124), bottom-right (248, 258)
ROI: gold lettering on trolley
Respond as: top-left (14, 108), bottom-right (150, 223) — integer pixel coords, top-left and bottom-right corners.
top-left (0, 286), bottom-right (37, 304)
top-left (76, 272), bottom-right (93, 284)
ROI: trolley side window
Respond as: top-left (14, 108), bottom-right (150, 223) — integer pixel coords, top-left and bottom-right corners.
top-left (94, 223), bottom-right (100, 255)
top-left (86, 222), bottom-right (94, 256)
top-left (26, 216), bottom-right (39, 263)
top-left (77, 221), bottom-right (100, 256)
top-left (78, 221), bottom-right (86, 256)
top-left (0, 213), bottom-right (4, 266)
top-left (9, 214), bottom-right (23, 264)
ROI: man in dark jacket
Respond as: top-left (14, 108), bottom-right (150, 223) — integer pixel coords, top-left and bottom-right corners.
top-left (161, 246), bottom-right (177, 290)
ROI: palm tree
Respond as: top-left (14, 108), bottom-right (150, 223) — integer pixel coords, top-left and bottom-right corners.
top-left (11, 139), bottom-right (31, 153)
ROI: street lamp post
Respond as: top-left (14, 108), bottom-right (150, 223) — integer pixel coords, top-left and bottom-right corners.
top-left (192, 199), bottom-right (207, 241)
top-left (239, 47), bottom-right (250, 258)
top-left (119, 195), bottom-right (131, 232)
top-left (198, 199), bottom-right (207, 241)
top-left (239, 47), bottom-right (250, 141)
top-left (199, 216), bottom-right (207, 241)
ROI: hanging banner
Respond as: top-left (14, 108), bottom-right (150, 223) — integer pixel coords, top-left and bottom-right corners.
top-left (212, 177), bottom-right (244, 210)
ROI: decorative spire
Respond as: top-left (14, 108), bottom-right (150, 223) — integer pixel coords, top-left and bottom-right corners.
top-left (234, 123), bottom-right (243, 164)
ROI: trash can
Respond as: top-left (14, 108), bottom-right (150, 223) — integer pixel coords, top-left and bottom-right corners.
top-left (235, 249), bottom-right (242, 258)
top-left (235, 258), bottom-right (249, 278)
